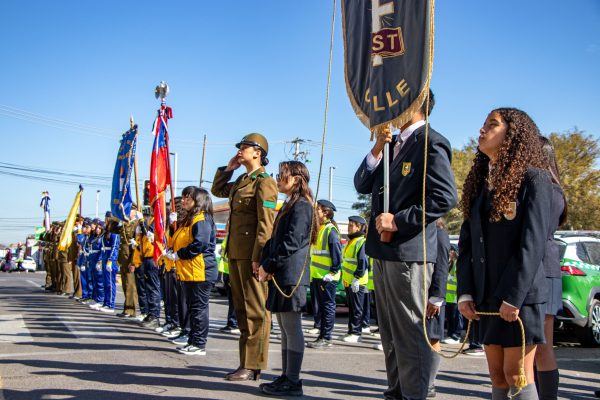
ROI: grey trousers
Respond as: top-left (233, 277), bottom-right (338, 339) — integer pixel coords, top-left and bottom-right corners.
top-left (373, 259), bottom-right (434, 400)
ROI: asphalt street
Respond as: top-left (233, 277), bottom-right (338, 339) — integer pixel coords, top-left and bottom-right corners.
top-left (0, 273), bottom-right (598, 399)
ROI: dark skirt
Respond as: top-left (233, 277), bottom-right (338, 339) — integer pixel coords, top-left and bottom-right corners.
top-left (267, 283), bottom-right (308, 313)
top-left (545, 277), bottom-right (563, 316)
top-left (426, 304), bottom-right (446, 340)
top-left (478, 299), bottom-right (545, 347)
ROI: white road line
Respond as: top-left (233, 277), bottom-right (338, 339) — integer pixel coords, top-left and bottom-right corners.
top-left (26, 280), bottom-right (41, 288)
top-left (0, 349), bottom-right (110, 359)
top-left (0, 314), bottom-right (32, 344)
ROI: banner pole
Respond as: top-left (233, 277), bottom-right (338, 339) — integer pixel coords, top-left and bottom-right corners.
top-left (131, 116), bottom-right (141, 210)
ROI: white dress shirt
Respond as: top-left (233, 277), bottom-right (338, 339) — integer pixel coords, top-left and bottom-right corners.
top-left (365, 120), bottom-right (427, 172)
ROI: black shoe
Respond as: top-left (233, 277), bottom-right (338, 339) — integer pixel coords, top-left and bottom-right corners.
top-left (427, 387), bottom-right (436, 398)
top-left (594, 390), bottom-right (600, 398)
top-left (306, 337), bottom-right (332, 349)
top-left (261, 377), bottom-right (302, 396)
top-left (220, 325), bottom-right (241, 334)
top-left (259, 374), bottom-right (287, 390)
top-left (116, 312), bottom-right (132, 318)
top-left (139, 315), bottom-right (151, 324)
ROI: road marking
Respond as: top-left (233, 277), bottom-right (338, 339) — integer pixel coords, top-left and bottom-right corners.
top-left (26, 280), bottom-right (41, 288)
top-left (556, 358), bottom-right (600, 362)
top-left (57, 315), bottom-right (122, 339)
top-left (0, 349), bottom-right (110, 359)
top-left (0, 314), bottom-right (32, 344)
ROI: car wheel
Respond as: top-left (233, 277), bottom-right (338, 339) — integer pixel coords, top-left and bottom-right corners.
top-left (575, 299), bottom-right (600, 347)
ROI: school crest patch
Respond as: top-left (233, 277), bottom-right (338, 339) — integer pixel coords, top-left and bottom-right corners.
top-left (504, 202), bottom-right (517, 220)
top-left (402, 162), bottom-right (411, 176)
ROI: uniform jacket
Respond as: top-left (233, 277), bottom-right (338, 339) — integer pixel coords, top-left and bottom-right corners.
top-left (456, 168), bottom-right (552, 308)
top-left (117, 221), bottom-right (137, 268)
top-left (354, 125), bottom-right (457, 263)
top-left (101, 233), bottom-right (120, 265)
top-left (172, 212), bottom-right (217, 282)
top-left (261, 197), bottom-right (313, 287)
top-left (430, 226), bottom-right (450, 300)
top-left (133, 221), bottom-right (154, 266)
top-left (542, 184), bottom-right (565, 278)
top-left (211, 166), bottom-right (278, 262)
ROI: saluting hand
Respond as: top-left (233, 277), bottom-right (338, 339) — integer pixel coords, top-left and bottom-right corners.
top-left (499, 302), bottom-right (519, 322)
top-left (375, 213), bottom-right (398, 234)
top-left (458, 300), bottom-right (480, 321)
top-left (225, 154), bottom-right (241, 172)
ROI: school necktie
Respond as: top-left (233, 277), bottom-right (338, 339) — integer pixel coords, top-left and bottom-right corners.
top-left (393, 136), bottom-right (403, 160)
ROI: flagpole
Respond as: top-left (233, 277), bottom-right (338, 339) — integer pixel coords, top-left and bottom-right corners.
top-left (131, 116), bottom-right (141, 210)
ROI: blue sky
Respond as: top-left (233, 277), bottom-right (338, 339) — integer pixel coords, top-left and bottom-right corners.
top-left (1, 0), bottom-right (599, 244)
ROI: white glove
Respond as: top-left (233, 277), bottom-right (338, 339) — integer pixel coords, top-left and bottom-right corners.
top-left (80, 265), bottom-right (86, 272)
top-left (96, 262), bottom-right (102, 272)
top-left (350, 278), bottom-right (360, 293)
top-left (135, 211), bottom-right (143, 220)
top-left (169, 212), bottom-right (178, 223)
top-left (135, 225), bottom-right (142, 235)
top-left (129, 238), bottom-right (137, 247)
top-left (106, 261), bottom-right (112, 272)
top-left (146, 231), bottom-right (155, 243)
top-left (322, 273), bottom-right (334, 283)
top-left (164, 251), bottom-right (179, 261)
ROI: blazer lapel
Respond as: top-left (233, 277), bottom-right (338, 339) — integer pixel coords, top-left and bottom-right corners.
top-left (390, 127), bottom-right (422, 173)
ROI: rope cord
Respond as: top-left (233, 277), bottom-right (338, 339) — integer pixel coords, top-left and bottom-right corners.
top-left (271, 0), bottom-right (337, 299)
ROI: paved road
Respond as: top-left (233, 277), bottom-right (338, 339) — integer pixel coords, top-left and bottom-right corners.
top-left (0, 273), bottom-right (598, 399)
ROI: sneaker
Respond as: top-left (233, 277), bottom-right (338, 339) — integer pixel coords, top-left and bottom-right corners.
top-left (89, 303), bottom-right (102, 310)
top-left (306, 337), bottom-right (332, 349)
top-left (99, 306), bottom-right (115, 313)
top-left (219, 325), bottom-right (241, 334)
top-left (305, 328), bottom-right (320, 335)
top-left (261, 377), bottom-right (303, 396)
top-left (341, 334), bottom-right (361, 343)
top-left (462, 347), bottom-right (485, 356)
top-left (142, 317), bottom-right (160, 329)
top-left (427, 387), bottom-right (436, 398)
top-left (162, 328), bottom-right (182, 338)
top-left (135, 314), bottom-right (147, 322)
top-left (172, 334), bottom-right (190, 346)
top-left (361, 327), bottom-right (372, 334)
top-left (441, 337), bottom-right (460, 345)
top-left (177, 344), bottom-right (206, 355)
top-left (156, 323), bottom-right (174, 333)
top-left (373, 343), bottom-right (383, 351)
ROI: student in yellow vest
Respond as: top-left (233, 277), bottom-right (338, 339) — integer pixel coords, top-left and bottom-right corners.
top-left (340, 215), bottom-right (369, 343)
top-left (218, 231), bottom-right (240, 334)
top-left (441, 245), bottom-right (463, 345)
top-left (306, 199), bottom-right (342, 349)
top-left (163, 186), bottom-right (218, 355)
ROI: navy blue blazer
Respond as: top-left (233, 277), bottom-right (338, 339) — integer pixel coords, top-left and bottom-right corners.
top-left (261, 197), bottom-right (313, 287)
top-left (542, 184), bottom-right (565, 278)
top-left (456, 168), bottom-right (552, 308)
top-left (354, 124), bottom-right (458, 263)
top-left (430, 226), bottom-right (450, 299)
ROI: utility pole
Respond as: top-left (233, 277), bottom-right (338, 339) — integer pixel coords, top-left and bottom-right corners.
top-left (95, 190), bottom-right (100, 218)
top-left (289, 137), bottom-right (309, 161)
top-left (329, 166), bottom-right (336, 202)
top-left (200, 134), bottom-right (207, 187)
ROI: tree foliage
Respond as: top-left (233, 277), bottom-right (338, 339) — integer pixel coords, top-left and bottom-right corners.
top-left (351, 193), bottom-right (371, 219)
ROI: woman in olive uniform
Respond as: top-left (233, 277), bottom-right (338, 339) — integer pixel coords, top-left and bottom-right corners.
top-left (211, 133), bottom-right (278, 381)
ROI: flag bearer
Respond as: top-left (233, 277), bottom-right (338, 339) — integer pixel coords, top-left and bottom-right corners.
top-left (306, 200), bottom-right (342, 349)
top-left (340, 215), bottom-right (369, 343)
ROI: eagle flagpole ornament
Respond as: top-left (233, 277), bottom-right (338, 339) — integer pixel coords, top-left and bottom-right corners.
top-left (149, 81), bottom-right (175, 262)
top-left (342, 0), bottom-right (434, 242)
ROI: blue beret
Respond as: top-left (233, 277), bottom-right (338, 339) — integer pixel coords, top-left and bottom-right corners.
top-left (349, 215), bottom-right (367, 225)
top-left (317, 199), bottom-right (336, 212)
top-left (105, 211), bottom-right (112, 218)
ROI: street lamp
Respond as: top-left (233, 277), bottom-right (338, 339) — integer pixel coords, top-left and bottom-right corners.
top-left (329, 166), bottom-right (336, 202)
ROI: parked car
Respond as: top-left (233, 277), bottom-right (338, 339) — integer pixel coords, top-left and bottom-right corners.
top-left (554, 233), bottom-right (600, 347)
top-left (19, 256), bottom-right (37, 272)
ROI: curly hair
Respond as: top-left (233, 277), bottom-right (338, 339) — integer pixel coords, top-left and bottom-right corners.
top-left (461, 108), bottom-right (546, 222)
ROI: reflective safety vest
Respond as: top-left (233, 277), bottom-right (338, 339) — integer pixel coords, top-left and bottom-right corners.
top-left (446, 262), bottom-right (457, 303)
top-left (310, 222), bottom-right (340, 280)
top-left (218, 236), bottom-right (229, 275)
top-left (341, 236), bottom-right (367, 286)
top-left (367, 257), bottom-right (374, 291)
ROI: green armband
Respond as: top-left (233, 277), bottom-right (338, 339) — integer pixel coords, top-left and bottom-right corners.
top-left (263, 201), bottom-right (276, 209)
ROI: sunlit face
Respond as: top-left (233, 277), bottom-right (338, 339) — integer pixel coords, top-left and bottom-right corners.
top-left (237, 144), bottom-right (261, 165)
top-left (276, 172), bottom-right (297, 196)
top-left (95, 227), bottom-right (102, 235)
top-left (317, 206), bottom-right (326, 223)
top-left (181, 194), bottom-right (195, 211)
top-left (347, 221), bottom-right (360, 234)
top-left (479, 111), bottom-right (508, 162)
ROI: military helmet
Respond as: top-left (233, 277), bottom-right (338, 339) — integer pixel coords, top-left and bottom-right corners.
top-left (236, 133), bottom-right (269, 156)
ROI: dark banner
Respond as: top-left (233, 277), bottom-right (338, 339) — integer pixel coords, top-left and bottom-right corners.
top-left (111, 127), bottom-right (138, 221)
top-left (342, 0), bottom-right (434, 135)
